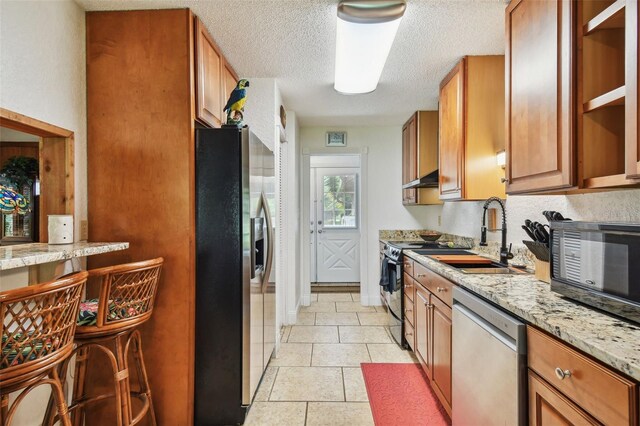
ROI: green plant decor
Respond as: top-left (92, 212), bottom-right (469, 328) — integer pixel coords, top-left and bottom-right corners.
top-left (0, 156), bottom-right (38, 191)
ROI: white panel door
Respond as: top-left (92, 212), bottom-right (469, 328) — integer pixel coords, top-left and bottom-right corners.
top-left (314, 167), bottom-right (360, 282)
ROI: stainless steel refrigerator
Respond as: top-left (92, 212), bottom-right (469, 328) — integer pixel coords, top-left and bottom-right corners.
top-left (194, 127), bottom-right (276, 425)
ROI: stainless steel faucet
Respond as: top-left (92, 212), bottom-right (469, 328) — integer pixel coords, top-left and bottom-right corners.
top-left (480, 197), bottom-right (513, 265)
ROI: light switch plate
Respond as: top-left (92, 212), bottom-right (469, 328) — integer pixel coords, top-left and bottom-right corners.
top-left (80, 220), bottom-right (88, 241)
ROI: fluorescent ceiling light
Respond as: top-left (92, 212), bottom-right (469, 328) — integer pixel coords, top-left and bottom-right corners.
top-left (334, 1), bottom-right (406, 95)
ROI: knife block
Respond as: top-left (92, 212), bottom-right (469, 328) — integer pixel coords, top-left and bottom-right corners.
top-left (534, 259), bottom-right (550, 284)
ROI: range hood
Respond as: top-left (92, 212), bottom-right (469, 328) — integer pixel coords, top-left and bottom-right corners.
top-left (402, 169), bottom-right (439, 189)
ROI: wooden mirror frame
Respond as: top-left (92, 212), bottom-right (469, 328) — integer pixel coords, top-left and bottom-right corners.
top-left (0, 108), bottom-right (74, 243)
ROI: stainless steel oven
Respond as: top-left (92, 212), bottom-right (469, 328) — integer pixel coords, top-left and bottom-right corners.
top-left (550, 221), bottom-right (640, 323)
top-left (380, 244), bottom-right (404, 346)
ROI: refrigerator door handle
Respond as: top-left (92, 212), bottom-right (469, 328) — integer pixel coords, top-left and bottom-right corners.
top-left (250, 218), bottom-right (256, 280)
top-left (259, 191), bottom-right (274, 294)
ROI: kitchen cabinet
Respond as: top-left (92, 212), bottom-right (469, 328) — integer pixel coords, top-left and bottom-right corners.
top-left (402, 111), bottom-right (441, 205)
top-left (505, 0), bottom-right (575, 194)
top-left (438, 56), bottom-right (506, 200)
top-left (404, 259), bottom-right (453, 416)
top-left (528, 370), bottom-right (598, 425)
top-left (505, 0), bottom-right (640, 193)
top-left (629, 0), bottom-right (640, 178)
top-left (578, 0), bottom-right (640, 188)
top-left (414, 284), bottom-right (432, 379)
top-left (222, 59), bottom-right (239, 114)
top-left (86, 9), bottom-right (239, 425)
top-left (431, 296), bottom-right (452, 411)
top-left (402, 119), bottom-right (417, 204)
top-left (527, 326), bottom-right (638, 425)
top-left (195, 17), bottom-right (223, 128)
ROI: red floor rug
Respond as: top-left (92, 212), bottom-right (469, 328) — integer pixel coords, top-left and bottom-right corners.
top-left (361, 363), bottom-right (451, 426)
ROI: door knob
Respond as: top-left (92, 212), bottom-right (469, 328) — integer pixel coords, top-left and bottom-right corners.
top-left (318, 220), bottom-right (323, 225)
top-left (555, 368), bottom-right (572, 380)
top-left (310, 230), bottom-right (314, 234)
top-left (318, 230), bottom-right (323, 233)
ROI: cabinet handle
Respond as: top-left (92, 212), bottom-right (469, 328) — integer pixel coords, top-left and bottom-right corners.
top-left (555, 368), bottom-right (572, 380)
top-left (436, 287), bottom-right (446, 293)
top-left (405, 309), bottom-right (413, 314)
top-left (417, 273), bottom-right (427, 278)
top-left (406, 332), bottom-right (413, 337)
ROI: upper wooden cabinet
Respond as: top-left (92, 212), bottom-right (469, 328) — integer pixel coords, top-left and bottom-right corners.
top-left (401, 111), bottom-right (442, 205)
top-left (506, 0), bottom-right (639, 193)
top-left (439, 56), bottom-right (506, 201)
top-left (628, 0), bottom-right (640, 178)
top-left (222, 60), bottom-right (239, 114)
top-left (505, 0), bottom-right (576, 194)
top-left (195, 17), bottom-right (238, 128)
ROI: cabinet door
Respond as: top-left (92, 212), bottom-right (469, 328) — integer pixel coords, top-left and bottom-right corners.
top-left (628, 0), bottom-right (640, 178)
top-left (431, 297), bottom-right (452, 413)
top-left (195, 18), bottom-right (222, 128)
top-left (222, 60), bottom-right (238, 122)
top-left (439, 61), bottom-right (464, 200)
top-left (402, 120), bottom-right (417, 204)
top-left (505, 0), bottom-right (575, 193)
top-left (528, 371), bottom-right (599, 426)
top-left (414, 285), bottom-right (432, 379)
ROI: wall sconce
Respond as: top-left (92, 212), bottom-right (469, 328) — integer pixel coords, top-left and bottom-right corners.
top-left (496, 150), bottom-right (506, 168)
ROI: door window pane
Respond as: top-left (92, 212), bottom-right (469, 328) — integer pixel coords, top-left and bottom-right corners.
top-left (322, 174), bottom-right (357, 228)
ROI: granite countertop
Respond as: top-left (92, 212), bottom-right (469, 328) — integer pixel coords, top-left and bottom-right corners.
top-left (403, 249), bottom-right (640, 382)
top-left (0, 242), bottom-right (130, 271)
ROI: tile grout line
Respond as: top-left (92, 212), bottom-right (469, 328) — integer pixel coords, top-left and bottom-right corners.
top-left (267, 366), bottom-right (280, 401)
top-left (341, 367), bottom-right (347, 402)
top-left (304, 402), bottom-right (309, 426)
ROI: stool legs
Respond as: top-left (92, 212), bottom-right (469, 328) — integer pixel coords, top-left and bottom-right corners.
top-left (1, 369), bottom-right (71, 426)
top-left (126, 331), bottom-right (156, 426)
top-left (53, 331), bottom-right (156, 426)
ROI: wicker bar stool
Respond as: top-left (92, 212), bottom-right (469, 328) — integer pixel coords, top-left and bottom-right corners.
top-left (0, 271), bottom-right (88, 426)
top-left (47, 257), bottom-right (163, 426)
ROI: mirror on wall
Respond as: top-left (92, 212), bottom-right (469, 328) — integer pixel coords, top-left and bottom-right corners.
top-left (0, 127), bottom-right (40, 245)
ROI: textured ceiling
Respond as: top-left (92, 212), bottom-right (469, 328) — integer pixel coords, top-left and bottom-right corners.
top-left (76, 0), bottom-right (507, 126)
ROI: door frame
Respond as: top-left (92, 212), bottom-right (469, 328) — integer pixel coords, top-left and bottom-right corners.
top-left (300, 148), bottom-right (369, 306)
top-left (311, 165), bottom-right (361, 283)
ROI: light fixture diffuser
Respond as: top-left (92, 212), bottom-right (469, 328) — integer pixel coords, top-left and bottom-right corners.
top-left (334, 1), bottom-right (406, 94)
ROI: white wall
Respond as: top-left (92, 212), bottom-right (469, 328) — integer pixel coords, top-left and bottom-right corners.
top-left (1, 0), bottom-right (87, 241)
top-left (0, 1), bottom-right (86, 422)
top-left (300, 126), bottom-right (437, 304)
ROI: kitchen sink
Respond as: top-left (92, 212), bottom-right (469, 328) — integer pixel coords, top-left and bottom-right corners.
top-left (439, 261), bottom-right (524, 275)
top-left (410, 249), bottom-right (473, 256)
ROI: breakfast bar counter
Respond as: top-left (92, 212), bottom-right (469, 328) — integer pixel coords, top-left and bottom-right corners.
top-left (0, 241), bottom-right (129, 271)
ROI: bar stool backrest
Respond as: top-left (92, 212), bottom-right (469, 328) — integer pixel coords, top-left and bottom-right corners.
top-left (0, 272), bottom-right (87, 385)
top-left (87, 257), bottom-right (163, 329)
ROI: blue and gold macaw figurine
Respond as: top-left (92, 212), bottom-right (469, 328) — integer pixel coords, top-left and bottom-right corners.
top-left (223, 79), bottom-right (250, 127)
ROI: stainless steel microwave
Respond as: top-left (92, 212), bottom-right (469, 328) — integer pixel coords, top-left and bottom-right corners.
top-left (550, 221), bottom-right (640, 324)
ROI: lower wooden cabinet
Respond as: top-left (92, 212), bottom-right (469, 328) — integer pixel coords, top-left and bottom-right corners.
top-left (414, 285), bottom-right (432, 380)
top-left (527, 326), bottom-right (638, 425)
top-left (529, 370), bottom-right (599, 426)
top-left (431, 296), bottom-right (452, 413)
top-left (405, 259), bottom-right (453, 416)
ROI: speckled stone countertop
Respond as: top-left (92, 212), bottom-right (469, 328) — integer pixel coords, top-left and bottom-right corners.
top-left (0, 242), bottom-right (130, 271)
top-left (403, 249), bottom-right (640, 382)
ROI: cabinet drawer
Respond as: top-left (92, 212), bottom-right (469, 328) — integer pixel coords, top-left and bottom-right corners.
top-left (403, 257), bottom-right (414, 277)
top-left (413, 262), bottom-right (454, 307)
top-left (403, 272), bottom-right (414, 302)
top-left (527, 327), bottom-right (637, 426)
top-left (404, 293), bottom-right (414, 327)
top-left (404, 320), bottom-right (415, 351)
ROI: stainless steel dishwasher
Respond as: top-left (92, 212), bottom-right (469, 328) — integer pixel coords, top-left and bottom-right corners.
top-left (452, 287), bottom-right (527, 426)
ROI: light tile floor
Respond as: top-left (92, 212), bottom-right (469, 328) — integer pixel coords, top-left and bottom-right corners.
top-left (245, 293), bottom-right (419, 426)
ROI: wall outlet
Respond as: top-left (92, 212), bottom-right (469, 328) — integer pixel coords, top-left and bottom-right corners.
top-left (80, 220), bottom-right (88, 241)
top-left (438, 215), bottom-right (442, 226)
